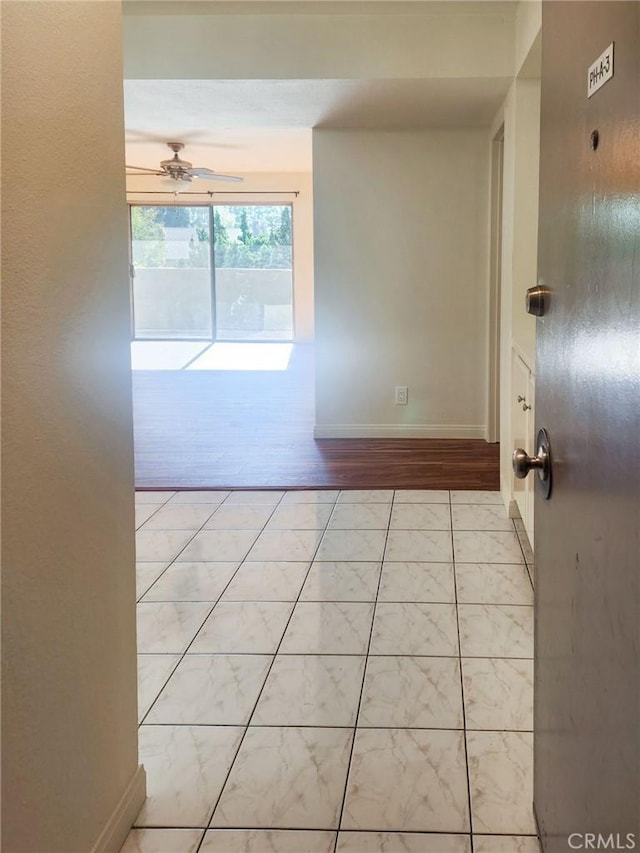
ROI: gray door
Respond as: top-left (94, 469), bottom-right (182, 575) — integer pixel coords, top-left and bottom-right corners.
top-left (535, 3), bottom-right (640, 849)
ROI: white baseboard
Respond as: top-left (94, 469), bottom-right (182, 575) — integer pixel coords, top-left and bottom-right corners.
top-left (90, 764), bottom-right (146, 853)
top-left (313, 424), bottom-right (486, 440)
top-left (507, 498), bottom-right (520, 519)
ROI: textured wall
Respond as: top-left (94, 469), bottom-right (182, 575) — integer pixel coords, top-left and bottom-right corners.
top-left (2, 3), bottom-right (142, 851)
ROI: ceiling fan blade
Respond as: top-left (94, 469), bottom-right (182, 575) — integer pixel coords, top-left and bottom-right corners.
top-left (195, 172), bottom-right (244, 183)
top-left (126, 165), bottom-right (164, 174)
top-left (188, 167), bottom-right (216, 176)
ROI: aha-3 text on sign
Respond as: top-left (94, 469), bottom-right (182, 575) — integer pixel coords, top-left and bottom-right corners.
top-left (588, 43), bottom-right (614, 98)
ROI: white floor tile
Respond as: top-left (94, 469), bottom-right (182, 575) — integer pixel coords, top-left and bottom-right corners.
top-left (136, 530), bottom-right (195, 563)
top-left (179, 530), bottom-right (259, 562)
top-left (337, 490), bottom-right (394, 503)
top-left (450, 491), bottom-right (503, 505)
top-left (137, 602), bottom-right (212, 654)
top-left (189, 601), bottom-right (294, 654)
top-left (281, 490), bottom-right (340, 505)
top-left (456, 563), bottom-right (533, 606)
top-left (136, 725), bottom-right (244, 828)
top-left (266, 504), bottom-right (334, 530)
top-left (316, 530), bottom-right (387, 562)
top-left (337, 833), bottom-right (471, 852)
top-left (462, 658), bottom-right (533, 731)
top-left (280, 602), bottom-right (375, 655)
top-left (146, 654), bottom-right (272, 725)
top-left (393, 490), bottom-right (450, 504)
top-left (453, 531), bottom-right (524, 564)
top-left (300, 562), bottom-right (381, 602)
top-left (390, 504), bottom-right (451, 530)
top-left (370, 603), bottom-right (459, 656)
top-left (136, 491), bottom-right (175, 505)
top-left (136, 563), bottom-right (169, 601)
top-left (212, 727), bottom-right (353, 829)
top-left (378, 562), bottom-right (455, 603)
top-left (327, 504), bottom-right (392, 531)
top-left (221, 561), bottom-right (310, 602)
top-left (136, 504), bottom-right (163, 529)
top-left (359, 656), bottom-right (463, 728)
top-left (168, 491), bottom-right (230, 505)
top-left (121, 829), bottom-right (203, 853)
top-left (224, 490), bottom-right (285, 505)
top-left (466, 731), bottom-right (536, 834)
top-left (458, 605), bottom-right (533, 658)
top-left (141, 505), bottom-right (217, 531)
top-left (137, 654), bottom-right (181, 722)
top-left (451, 504), bottom-right (514, 532)
top-left (342, 728), bottom-right (470, 832)
top-left (201, 830), bottom-right (336, 853)
top-left (205, 505), bottom-right (276, 530)
top-left (247, 529), bottom-right (323, 562)
top-left (474, 836), bottom-right (540, 853)
top-left (253, 655), bottom-right (366, 726)
top-left (142, 562), bottom-right (239, 602)
top-left (384, 530), bottom-right (453, 563)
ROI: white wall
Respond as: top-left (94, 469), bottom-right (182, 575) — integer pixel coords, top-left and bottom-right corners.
top-left (2, 3), bottom-right (144, 851)
top-left (313, 129), bottom-right (489, 438)
top-left (127, 172), bottom-right (314, 341)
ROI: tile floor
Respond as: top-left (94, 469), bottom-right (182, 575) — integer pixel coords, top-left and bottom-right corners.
top-left (124, 489), bottom-right (538, 853)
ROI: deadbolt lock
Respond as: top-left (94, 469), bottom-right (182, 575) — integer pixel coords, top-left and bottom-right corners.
top-left (526, 285), bottom-right (549, 317)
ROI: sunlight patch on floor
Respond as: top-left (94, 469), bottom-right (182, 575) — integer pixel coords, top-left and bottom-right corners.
top-left (131, 341), bottom-right (209, 371)
top-left (187, 343), bottom-right (293, 371)
top-left (131, 341), bottom-right (293, 372)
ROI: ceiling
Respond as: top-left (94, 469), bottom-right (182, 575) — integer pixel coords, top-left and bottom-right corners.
top-left (124, 76), bottom-right (511, 173)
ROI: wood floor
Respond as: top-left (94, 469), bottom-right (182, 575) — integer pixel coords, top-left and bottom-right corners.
top-left (133, 345), bottom-right (499, 490)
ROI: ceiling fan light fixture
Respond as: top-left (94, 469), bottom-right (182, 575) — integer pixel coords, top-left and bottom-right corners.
top-left (160, 176), bottom-right (191, 194)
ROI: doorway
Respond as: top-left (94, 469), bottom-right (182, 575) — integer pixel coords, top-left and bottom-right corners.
top-left (488, 125), bottom-right (504, 444)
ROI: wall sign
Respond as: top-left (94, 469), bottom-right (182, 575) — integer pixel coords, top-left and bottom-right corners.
top-left (587, 42), bottom-right (614, 98)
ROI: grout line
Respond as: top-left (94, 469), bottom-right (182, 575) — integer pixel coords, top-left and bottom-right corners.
top-left (138, 722), bottom-right (533, 733)
top-left (331, 493), bottom-right (394, 853)
top-left (141, 826), bottom-right (539, 836)
top-left (137, 651), bottom-right (534, 661)
top-left (138, 597), bottom-right (533, 607)
top-left (450, 493), bottom-right (475, 851)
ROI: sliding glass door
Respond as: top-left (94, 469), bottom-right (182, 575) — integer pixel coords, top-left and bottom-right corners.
top-left (130, 206), bottom-right (212, 340)
top-left (130, 203), bottom-right (293, 342)
top-left (213, 205), bottom-right (293, 341)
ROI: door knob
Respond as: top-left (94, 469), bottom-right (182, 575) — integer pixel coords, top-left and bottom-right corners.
top-left (512, 427), bottom-right (553, 499)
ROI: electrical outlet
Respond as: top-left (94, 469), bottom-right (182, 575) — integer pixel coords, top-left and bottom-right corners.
top-left (395, 385), bottom-right (408, 405)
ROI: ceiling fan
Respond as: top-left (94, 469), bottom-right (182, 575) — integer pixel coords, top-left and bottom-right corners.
top-left (126, 142), bottom-right (243, 192)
